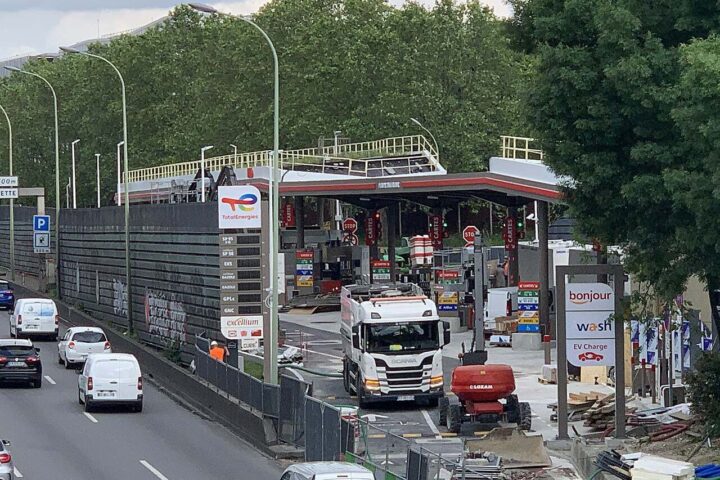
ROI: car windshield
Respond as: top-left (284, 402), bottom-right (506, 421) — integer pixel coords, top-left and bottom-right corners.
top-left (0, 282), bottom-right (10, 292)
top-left (22, 302), bottom-right (54, 316)
top-left (73, 331), bottom-right (106, 343)
top-left (365, 322), bottom-right (439, 354)
top-left (0, 345), bottom-right (34, 357)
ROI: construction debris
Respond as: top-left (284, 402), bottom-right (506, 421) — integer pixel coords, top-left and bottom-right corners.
top-left (582, 393), bottom-right (638, 431)
top-left (465, 428), bottom-right (552, 469)
top-left (631, 455), bottom-right (694, 480)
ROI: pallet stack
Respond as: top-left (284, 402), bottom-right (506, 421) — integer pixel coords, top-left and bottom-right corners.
top-left (582, 393), bottom-right (637, 430)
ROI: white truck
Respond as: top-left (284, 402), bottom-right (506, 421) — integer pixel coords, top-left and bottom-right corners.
top-left (340, 284), bottom-right (450, 408)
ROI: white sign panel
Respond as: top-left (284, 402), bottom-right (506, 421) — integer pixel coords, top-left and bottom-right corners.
top-left (0, 176), bottom-right (18, 187)
top-left (241, 338), bottom-right (260, 350)
top-left (566, 283), bottom-right (614, 311)
top-left (566, 311), bottom-right (614, 339)
top-left (217, 185), bottom-right (261, 229)
top-left (568, 339), bottom-right (615, 367)
top-left (0, 188), bottom-right (18, 199)
top-left (566, 282), bottom-right (615, 367)
top-left (33, 232), bottom-right (51, 254)
top-left (220, 315), bottom-right (263, 340)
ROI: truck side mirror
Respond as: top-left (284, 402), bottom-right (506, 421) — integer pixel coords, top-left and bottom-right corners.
top-left (351, 325), bottom-right (361, 350)
top-left (442, 321), bottom-right (451, 346)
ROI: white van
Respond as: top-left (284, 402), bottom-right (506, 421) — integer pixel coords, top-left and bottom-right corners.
top-left (78, 353), bottom-right (143, 413)
top-left (10, 298), bottom-right (59, 340)
top-left (280, 462), bottom-right (374, 480)
top-left (484, 287), bottom-right (518, 331)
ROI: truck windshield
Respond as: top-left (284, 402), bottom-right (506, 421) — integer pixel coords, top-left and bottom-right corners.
top-left (365, 322), bottom-right (439, 354)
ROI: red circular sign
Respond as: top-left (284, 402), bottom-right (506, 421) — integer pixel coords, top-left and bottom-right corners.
top-left (463, 225), bottom-right (479, 245)
top-left (343, 218), bottom-right (358, 233)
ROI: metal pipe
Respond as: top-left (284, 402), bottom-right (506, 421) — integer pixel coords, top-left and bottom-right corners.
top-left (200, 145), bottom-right (214, 202)
top-left (71, 139), bottom-right (79, 209)
top-left (116, 141), bottom-right (124, 206)
top-left (95, 153), bottom-right (101, 208)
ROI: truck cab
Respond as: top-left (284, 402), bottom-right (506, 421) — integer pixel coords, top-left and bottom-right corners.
top-left (340, 284), bottom-right (451, 408)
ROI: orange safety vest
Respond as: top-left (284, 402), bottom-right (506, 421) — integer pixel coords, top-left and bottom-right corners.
top-left (209, 346), bottom-right (225, 362)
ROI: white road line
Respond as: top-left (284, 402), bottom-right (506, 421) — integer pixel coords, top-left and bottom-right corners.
top-left (140, 460), bottom-right (170, 480)
top-left (44, 375), bottom-right (56, 385)
top-left (13, 467), bottom-right (23, 478)
top-left (83, 412), bottom-right (98, 423)
top-left (421, 409), bottom-right (442, 439)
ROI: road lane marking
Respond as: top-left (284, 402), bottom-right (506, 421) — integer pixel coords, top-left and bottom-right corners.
top-left (83, 412), bottom-right (98, 423)
top-left (44, 375), bottom-right (56, 385)
top-left (421, 409), bottom-right (441, 439)
top-left (140, 460), bottom-right (170, 480)
top-left (14, 467), bottom-right (23, 478)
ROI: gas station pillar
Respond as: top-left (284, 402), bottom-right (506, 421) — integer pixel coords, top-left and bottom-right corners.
top-left (538, 201), bottom-right (551, 337)
top-left (507, 206), bottom-right (520, 286)
top-left (387, 202), bottom-right (398, 283)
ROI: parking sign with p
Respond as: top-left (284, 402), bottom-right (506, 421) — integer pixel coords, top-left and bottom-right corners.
top-left (33, 215), bottom-right (50, 232)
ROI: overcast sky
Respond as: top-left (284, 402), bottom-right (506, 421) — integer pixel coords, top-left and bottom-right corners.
top-left (0, 0), bottom-right (512, 60)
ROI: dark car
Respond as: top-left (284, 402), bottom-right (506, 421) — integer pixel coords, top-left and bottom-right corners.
top-left (0, 339), bottom-right (42, 388)
top-left (0, 281), bottom-right (13, 311)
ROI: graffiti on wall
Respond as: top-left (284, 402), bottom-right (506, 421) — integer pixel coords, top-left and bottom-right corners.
top-left (144, 288), bottom-right (187, 344)
top-left (112, 279), bottom-right (127, 317)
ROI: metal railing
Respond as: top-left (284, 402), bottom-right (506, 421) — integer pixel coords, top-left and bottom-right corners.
top-left (500, 135), bottom-right (544, 160)
top-left (126, 135), bottom-right (441, 183)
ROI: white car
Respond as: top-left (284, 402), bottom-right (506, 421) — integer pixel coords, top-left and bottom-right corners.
top-left (78, 353), bottom-right (143, 413)
top-left (58, 327), bottom-right (111, 369)
top-left (9, 298), bottom-right (59, 340)
top-left (280, 462), bottom-right (374, 480)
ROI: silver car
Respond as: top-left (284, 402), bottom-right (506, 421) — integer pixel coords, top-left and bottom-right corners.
top-left (0, 439), bottom-right (14, 480)
top-left (280, 462), bottom-right (374, 480)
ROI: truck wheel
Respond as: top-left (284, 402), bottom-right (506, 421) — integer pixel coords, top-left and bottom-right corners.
top-left (342, 360), bottom-right (350, 394)
top-left (506, 394), bottom-right (520, 424)
top-left (519, 402), bottom-right (532, 431)
top-left (438, 397), bottom-right (449, 426)
top-left (447, 404), bottom-right (462, 434)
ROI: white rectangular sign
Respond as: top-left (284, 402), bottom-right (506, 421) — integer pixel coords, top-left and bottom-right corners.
top-left (0, 176), bottom-right (18, 187)
top-left (0, 188), bottom-right (18, 199)
top-left (566, 311), bottom-right (614, 339)
top-left (217, 185), bottom-right (261, 229)
top-left (220, 315), bottom-right (263, 340)
top-left (566, 282), bottom-right (614, 311)
top-left (33, 232), bottom-right (51, 254)
top-left (241, 338), bottom-right (260, 350)
top-left (568, 338), bottom-right (615, 367)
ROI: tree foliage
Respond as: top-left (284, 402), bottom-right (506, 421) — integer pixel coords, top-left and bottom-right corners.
top-left (686, 352), bottom-right (720, 437)
top-left (0, 1), bottom-right (528, 208)
top-left (516, 0), bottom-right (720, 300)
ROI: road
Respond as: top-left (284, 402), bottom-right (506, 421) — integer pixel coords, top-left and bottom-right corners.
top-left (0, 306), bottom-right (281, 480)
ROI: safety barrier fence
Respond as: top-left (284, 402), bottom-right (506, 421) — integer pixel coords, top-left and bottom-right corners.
top-left (194, 336), bottom-right (481, 480)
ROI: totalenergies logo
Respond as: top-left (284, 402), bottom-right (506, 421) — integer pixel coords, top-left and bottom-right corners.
top-left (221, 193), bottom-right (258, 212)
top-left (569, 290), bottom-right (612, 305)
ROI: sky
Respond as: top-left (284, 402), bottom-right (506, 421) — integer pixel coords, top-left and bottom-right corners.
top-left (0, 0), bottom-right (512, 61)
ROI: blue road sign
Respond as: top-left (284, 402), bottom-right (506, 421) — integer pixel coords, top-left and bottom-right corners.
top-left (33, 215), bottom-right (50, 232)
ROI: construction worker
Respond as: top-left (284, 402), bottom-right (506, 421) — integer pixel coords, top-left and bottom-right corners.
top-left (209, 340), bottom-right (225, 362)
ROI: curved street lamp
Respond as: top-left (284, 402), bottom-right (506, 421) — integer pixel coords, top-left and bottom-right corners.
top-left (189, 3), bottom-right (281, 384)
top-left (4, 66), bottom-right (61, 289)
top-left (411, 117), bottom-right (440, 163)
top-left (60, 46), bottom-right (133, 334)
top-left (0, 104), bottom-right (14, 281)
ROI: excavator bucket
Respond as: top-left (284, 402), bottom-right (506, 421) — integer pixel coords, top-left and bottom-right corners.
top-left (464, 428), bottom-right (551, 469)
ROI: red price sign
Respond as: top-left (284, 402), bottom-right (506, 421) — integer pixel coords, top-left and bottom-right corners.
top-left (365, 217), bottom-right (377, 246)
top-left (502, 217), bottom-right (516, 250)
top-left (430, 214), bottom-right (443, 249)
top-left (282, 202), bottom-right (295, 228)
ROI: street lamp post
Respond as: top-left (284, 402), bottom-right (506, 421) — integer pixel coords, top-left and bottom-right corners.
top-left (71, 139), bottom-right (79, 209)
top-left (117, 141), bottom-right (124, 206)
top-left (61, 47), bottom-right (133, 333)
top-left (4, 66), bottom-right (61, 293)
top-left (410, 117), bottom-right (440, 162)
top-left (0, 104), bottom-right (14, 281)
top-left (189, 3), bottom-right (280, 384)
top-left (200, 145), bottom-right (214, 202)
top-left (230, 144), bottom-right (238, 167)
top-left (95, 153), bottom-right (101, 208)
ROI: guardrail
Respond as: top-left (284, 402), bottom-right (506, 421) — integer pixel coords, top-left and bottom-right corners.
top-left (126, 135), bottom-right (441, 183)
top-left (501, 135), bottom-right (544, 160)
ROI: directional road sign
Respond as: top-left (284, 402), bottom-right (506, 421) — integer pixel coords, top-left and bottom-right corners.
top-left (0, 177), bottom-right (18, 187)
top-left (0, 189), bottom-right (18, 199)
